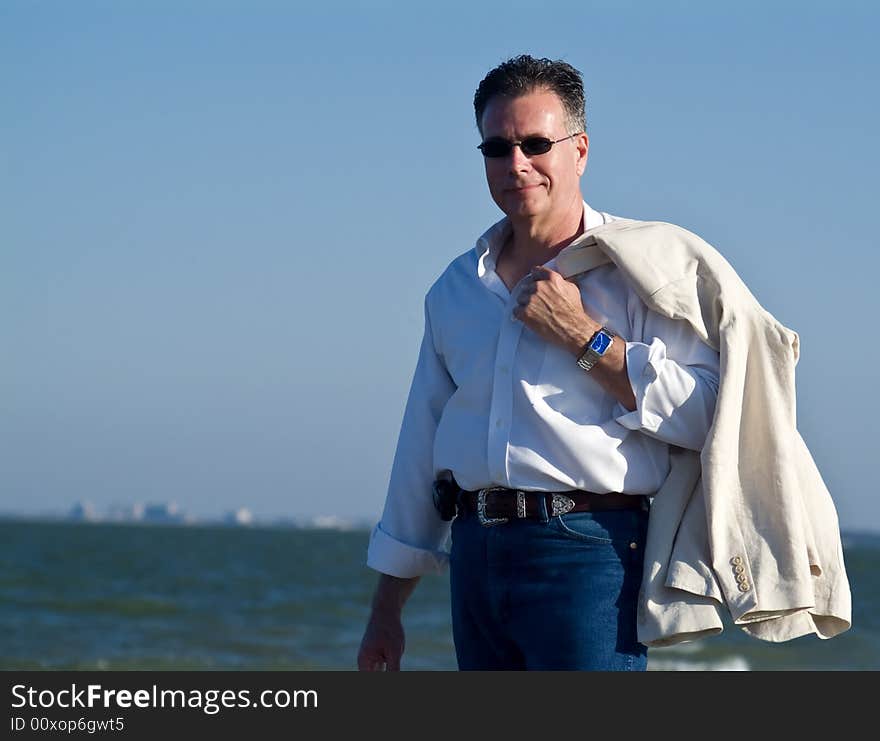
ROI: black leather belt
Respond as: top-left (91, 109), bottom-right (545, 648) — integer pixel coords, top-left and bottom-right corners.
top-left (457, 486), bottom-right (647, 526)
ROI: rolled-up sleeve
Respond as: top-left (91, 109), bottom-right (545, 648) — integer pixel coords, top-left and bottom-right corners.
top-left (366, 297), bottom-right (457, 577)
top-left (614, 303), bottom-right (720, 451)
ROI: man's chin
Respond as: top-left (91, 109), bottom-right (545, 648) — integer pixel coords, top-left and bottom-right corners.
top-left (504, 199), bottom-right (547, 219)
top-left (501, 191), bottom-right (547, 218)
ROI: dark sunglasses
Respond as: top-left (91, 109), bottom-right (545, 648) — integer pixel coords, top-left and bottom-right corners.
top-left (477, 132), bottom-right (581, 158)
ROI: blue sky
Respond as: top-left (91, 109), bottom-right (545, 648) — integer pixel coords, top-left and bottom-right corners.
top-left (2, 1), bottom-right (878, 531)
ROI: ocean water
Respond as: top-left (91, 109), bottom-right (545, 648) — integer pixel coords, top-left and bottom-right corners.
top-left (2, 520), bottom-right (877, 671)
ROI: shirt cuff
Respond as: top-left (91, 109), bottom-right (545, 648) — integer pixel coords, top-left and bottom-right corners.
top-left (614, 338), bottom-right (666, 433)
top-left (366, 522), bottom-right (450, 578)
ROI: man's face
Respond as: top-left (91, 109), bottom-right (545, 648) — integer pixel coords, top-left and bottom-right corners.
top-left (479, 88), bottom-right (588, 224)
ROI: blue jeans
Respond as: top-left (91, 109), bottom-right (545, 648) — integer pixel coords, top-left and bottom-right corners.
top-left (449, 500), bottom-right (650, 670)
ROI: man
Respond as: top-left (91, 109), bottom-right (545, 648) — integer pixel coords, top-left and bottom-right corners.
top-left (357, 55), bottom-right (721, 670)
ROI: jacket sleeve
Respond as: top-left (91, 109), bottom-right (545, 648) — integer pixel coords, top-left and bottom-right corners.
top-left (613, 289), bottom-right (720, 452)
top-left (366, 296), bottom-right (458, 578)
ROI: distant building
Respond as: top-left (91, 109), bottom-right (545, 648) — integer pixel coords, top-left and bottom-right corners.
top-left (309, 514), bottom-right (358, 531)
top-left (106, 502), bottom-right (145, 522)
top-left (68, 501), bottom-right (98, 522)
top-left (142, 502), bottom-right (185, 524)
top-left (224, 508), bottom-right (254, 526)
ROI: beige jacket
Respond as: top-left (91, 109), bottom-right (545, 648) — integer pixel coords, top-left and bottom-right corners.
top-left (556, 219), bottom-right (852, 647)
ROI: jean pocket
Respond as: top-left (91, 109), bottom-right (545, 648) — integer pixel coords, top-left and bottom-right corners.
top-left (549, 509), bottom-right (645, 545)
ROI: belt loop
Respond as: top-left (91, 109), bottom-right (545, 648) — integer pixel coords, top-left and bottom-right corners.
top-left (537, 493), bottom-right (550, 523)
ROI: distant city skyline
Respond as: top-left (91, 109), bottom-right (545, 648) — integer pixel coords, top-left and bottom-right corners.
top-left (3, 2), bottom-right (878, 532)
top-left (2, 498), bottom-right (371, 531)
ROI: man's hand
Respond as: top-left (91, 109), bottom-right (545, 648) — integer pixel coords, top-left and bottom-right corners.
top-left (513, 265), bottom-right (598, 355)
top-left (357, 609), bottom-right (405, 671)
top-left (357, 573), bottom-right (419, 670)
top-left (514, 265), bottom-right (637, 411)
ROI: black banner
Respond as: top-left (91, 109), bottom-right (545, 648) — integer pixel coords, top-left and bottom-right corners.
top-left (3, 670), bottom-right (863, 737)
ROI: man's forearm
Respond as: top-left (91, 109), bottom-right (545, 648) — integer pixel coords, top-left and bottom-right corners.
top-left (562, 319), bottom-right (637, 412)
top-left (371, 573), bottom-right (421, 615)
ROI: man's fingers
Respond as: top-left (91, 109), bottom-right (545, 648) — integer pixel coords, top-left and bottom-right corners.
top-left (358, 643), bottom-right (389, 671)
top-left (360, 656), bottom-right (388, 671)
top-left (365, 648), bottom-right (398, 671)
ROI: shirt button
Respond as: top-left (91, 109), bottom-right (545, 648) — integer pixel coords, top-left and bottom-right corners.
top-left (500, 366), bottom-right (509, 374)
top-left (496, 419), bottom-right (504, 428)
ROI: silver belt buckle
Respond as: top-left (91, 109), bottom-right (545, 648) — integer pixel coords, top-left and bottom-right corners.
top-left (477, 487), bottom-right (509, 526)
top-left (550, 493), bottom-right (576, 516)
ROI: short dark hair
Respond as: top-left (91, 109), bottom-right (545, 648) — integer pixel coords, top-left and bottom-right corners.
top-left (473, 55), bottom-right (586, 135)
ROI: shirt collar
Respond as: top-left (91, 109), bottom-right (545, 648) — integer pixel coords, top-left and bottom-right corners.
top-left (476, 201), bottom-right (607, 282)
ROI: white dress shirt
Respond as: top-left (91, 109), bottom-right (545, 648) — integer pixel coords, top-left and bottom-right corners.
top-left (367, 202), bottom-right (720, 578)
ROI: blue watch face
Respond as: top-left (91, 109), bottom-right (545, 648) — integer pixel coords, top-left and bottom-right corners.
top-left (589, 330), bottom-right (612, 354)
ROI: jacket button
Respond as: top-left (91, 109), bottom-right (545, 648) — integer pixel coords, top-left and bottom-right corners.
top-left (738, 582), bottom-right (751, 592)
top-left (736, 573), bottom-right (749, 584)
top-left (730, 556), bottom-right (743, 566)
top-left (734, 565), bottom-right (745, 574)
top-left (629, 542), bottom-right (638, 550)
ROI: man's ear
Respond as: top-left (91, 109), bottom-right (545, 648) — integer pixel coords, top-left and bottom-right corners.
top-left (575, 132), bottom-right (589, 176)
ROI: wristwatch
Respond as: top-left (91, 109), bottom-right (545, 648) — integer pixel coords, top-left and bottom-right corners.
top-left (576, 326), bottom-right (615, 372)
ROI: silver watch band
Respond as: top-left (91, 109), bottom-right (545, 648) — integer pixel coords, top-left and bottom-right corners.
top-left (576, 327), bottom-right (615, 372)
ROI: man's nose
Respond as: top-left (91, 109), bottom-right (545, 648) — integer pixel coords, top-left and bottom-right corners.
top-left (507, 143), bottom-right (531, 171)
